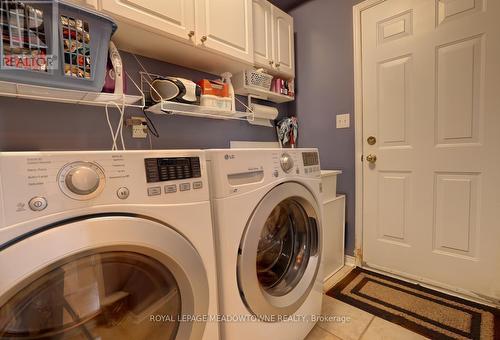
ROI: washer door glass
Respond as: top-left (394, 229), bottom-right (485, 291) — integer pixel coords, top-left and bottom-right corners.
top-left (0, 251), bottom-right (181, 339)
top-left (257, 198), bottom-right (312, 296)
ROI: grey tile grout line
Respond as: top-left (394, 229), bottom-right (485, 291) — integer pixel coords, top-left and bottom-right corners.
top-left (357, 315), bottom-right (376, 340)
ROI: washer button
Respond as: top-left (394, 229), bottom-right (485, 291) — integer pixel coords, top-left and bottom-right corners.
top-left (117, 187), bottom-right (130, 200)
top-left (147, 187), bottom-right (162, 196)
top-left (29, 197), bottom-right (47, 211)
top-left (179, 183), bottom-right (191, 191)
top-left (193, 181), bottom-right (203, 190)
top-left (165, 184), bottom-right (177, 193)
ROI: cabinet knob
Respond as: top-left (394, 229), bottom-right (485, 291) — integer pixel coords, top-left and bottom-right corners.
top-left (200, 36), bottom-right (207, 43)
top-left (188, 30), bottom-right (195, 38)
top-left (275, 63), bottom-right (281, 67)
top-left (269, 60), bottom-right (274, 66)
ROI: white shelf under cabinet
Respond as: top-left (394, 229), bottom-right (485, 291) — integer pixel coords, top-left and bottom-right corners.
top-left (0, 80), bottom-right (144, 107)
top-left (234, 85), bottom-right (294, 104)
top-left (146, 101), bottom-right (254, 121)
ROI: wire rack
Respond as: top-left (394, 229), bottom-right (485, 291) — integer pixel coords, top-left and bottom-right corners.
top-left (0, 74), bottom-right (145, 108)
top-left (140, 71), bottom-right (254, 122)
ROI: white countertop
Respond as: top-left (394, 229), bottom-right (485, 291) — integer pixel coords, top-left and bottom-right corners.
top-left (320, 170), bottom-right (342, 177)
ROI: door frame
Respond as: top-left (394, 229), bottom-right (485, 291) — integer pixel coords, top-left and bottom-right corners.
top-left (352, 0), bottom-right (386, 266)
top-left (351, 0), bottom-right (498, 306)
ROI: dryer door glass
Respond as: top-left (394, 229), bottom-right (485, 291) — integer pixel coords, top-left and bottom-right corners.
top-left (238, 182), bottom-right (321, 318)
top-left (0, 251), bottom-right (181, 339)
top-left (257, 198), bottom-right (315, 296)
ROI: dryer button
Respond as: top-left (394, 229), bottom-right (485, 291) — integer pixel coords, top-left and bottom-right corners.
top-left (165, 184), bottom-right (177, 193)
top-left (193, 181), bottom-right (203, 190)
top-left (147, 187), bottom-right (162, 196)
top-left (179, 183), bottom-right (191, 191)
top-left (117, 187), bottom-right (130, 200)
top-left (29, 197), bottom-right (47, 211)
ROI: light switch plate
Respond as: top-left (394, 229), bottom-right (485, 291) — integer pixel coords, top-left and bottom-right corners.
top-left (336, 113), bottom-right (350, 129)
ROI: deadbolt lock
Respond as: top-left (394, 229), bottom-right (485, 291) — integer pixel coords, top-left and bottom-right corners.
top-left (366, 154), bottom-right (377, 164)
top-left (367, 136), bottom-right (376, 145)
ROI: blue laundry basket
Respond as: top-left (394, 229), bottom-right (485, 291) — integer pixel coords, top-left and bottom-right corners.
top-left (0, 0), bottom-right (116, 92)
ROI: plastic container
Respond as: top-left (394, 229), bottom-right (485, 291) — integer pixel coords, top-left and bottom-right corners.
top-left (197, 79), bottom-right (229, 97)
top-left (200, 94), bottom-right (232, 112)
top-left (0, 0), bottom-right (116, 92)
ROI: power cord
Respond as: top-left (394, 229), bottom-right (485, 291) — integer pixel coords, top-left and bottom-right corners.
top-left (105, 102), bottom-right (127, 150)
top-left (142, 108), bottom-right (160, 138)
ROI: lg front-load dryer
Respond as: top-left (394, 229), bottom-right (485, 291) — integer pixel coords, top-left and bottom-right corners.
top-left (206, 149), bottom-right (323, 340)
top-left (0, 150), bottom-right (219, 340)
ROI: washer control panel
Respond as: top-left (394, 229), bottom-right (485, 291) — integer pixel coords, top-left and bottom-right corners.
top-left (0, 151), bottom-right (208, 228)
top-left (144, 157), bottom-right (201, 183)
top-left (58, 161), bottom-right (106, 200)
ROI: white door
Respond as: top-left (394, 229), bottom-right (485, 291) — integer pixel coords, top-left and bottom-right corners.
top-left (196, 0), bottom-right (254, 63)
top-left (272, 5), bottom-right (294, 77)
top-left (93, 0), bottom-right (196, 42)
top-left (252, 0), bottom-right (274, 68)
top-left (361, 0), bottom-right (500, 300)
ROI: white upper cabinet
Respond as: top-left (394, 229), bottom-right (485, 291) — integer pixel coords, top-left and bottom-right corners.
top-left (252, 0), bottom-right (273, 68)
top-left (196, 0), bottom-right (254, 63)
top-left (272, 5), bottom-right (294, 77)
top-left (251, 1), bottom-right (294, 77)
top-left (92, 0), bottom-right (196, 42)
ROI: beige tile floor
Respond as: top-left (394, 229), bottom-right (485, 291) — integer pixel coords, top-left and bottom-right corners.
top-left (307, 266), bottom-right (429, 340)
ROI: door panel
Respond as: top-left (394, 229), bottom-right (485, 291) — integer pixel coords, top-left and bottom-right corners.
top-left (95, 0), bottom-right (195, 41)
top-left (361, 0), bottom-right (500, 299)
top-left (436, 36), bottom-right (483, 145)
top-left (272, 5), bottom-right (294, 77)
top-left (252, 0), bottom-right (273, 67)
top-left (196, 0), bottom-right (253, 63)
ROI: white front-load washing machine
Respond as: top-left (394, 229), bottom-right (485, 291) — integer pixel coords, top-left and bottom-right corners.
top-left (206, 148), bottom-right (323, 340)
top-left (0, 150), bottom-right (219, 340)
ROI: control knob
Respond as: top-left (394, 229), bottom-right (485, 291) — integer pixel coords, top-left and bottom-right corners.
top-left (59, 162), bottom-right (105, 200)
top-left (280, 153), bottom-right (294, 173)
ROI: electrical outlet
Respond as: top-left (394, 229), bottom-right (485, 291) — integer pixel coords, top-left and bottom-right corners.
top-left (129, 116), bottom-right (148, 139)
top-left (336, 113), bottom-right (350, 129)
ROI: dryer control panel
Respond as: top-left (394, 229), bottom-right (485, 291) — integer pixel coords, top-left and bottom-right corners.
top-left (206, 148), bottom-right (321, 199)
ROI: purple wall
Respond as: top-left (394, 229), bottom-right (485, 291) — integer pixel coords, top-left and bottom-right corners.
top-left (290, 0), bottom-right (363, 255)
top-left (0, 52), bottom-right (286, 151)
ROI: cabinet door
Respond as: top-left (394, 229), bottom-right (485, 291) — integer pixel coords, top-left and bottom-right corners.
top-left (252, 0), bottom-right (273, 68)
top-left (94, 0), bottom-right (195, 42)
top-left (272, 5), bottom-right (294, 77)
top-left (196, 0), bottom-right (253, 63)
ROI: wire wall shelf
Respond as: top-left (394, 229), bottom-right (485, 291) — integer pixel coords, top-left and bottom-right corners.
top-left (140, 71), bottom-right (255, 122)
top-left (0, 80), bottom-right (144, 108)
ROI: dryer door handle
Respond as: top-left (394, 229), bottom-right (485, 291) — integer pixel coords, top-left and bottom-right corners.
top-left (309, 217), bottom-right (319, 256)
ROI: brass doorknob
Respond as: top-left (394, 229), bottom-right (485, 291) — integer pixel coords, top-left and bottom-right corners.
top-left (366, 154), bottom-right (377, 164)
